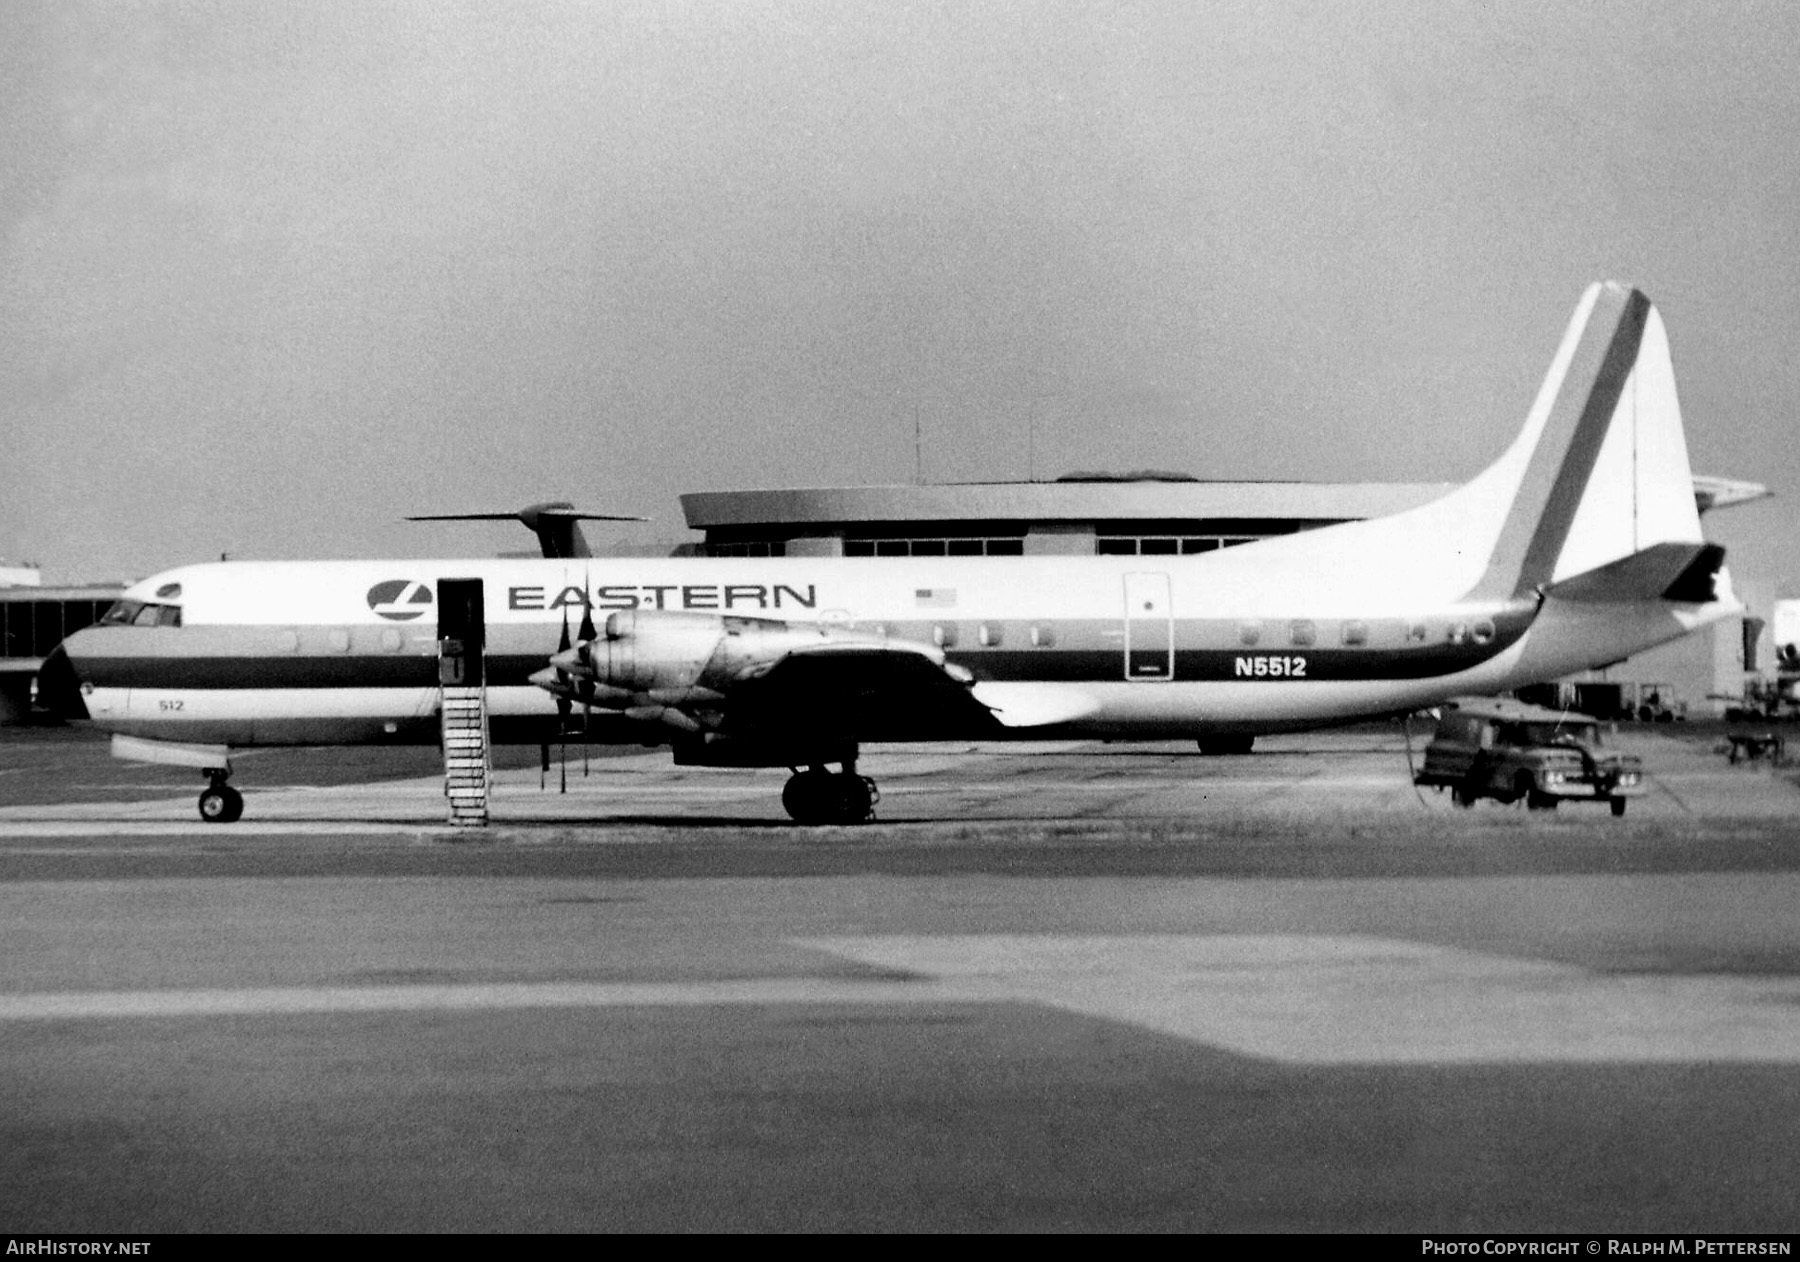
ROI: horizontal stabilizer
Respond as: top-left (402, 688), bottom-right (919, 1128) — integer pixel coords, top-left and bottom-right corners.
top-left (1545, 542), bottom-right (1726, 604)
top-left (406, 502), bottom-right (647, 558)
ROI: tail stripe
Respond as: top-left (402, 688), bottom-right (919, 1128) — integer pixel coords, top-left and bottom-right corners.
top-left (1472, 285), bottom-right (1652, 601)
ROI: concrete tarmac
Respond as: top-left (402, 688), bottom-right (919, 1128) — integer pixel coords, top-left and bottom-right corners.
top-left (2, 723), bottom-right (1798, 1232)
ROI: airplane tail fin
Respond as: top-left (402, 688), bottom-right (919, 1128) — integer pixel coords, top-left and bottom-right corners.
top-left (1466, 283), bottom-right (1716, 604)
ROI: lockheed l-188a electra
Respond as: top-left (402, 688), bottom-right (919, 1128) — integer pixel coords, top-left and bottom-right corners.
top-left (42, 284), bottom-right (1739, 823)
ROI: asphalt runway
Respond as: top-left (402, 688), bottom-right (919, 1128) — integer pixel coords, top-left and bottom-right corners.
top-left (3, 722), bottom-right (1799, 1232)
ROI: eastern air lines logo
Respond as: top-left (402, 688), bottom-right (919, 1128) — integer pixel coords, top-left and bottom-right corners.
top-left (367, 579), bottom-right (433, 622)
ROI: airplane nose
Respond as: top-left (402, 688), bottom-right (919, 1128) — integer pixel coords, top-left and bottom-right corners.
top-left (35, 641), bottom-right (89, 721)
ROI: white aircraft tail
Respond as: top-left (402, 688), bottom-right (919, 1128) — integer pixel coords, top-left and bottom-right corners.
top-left (1465, 283), bottom-right (1716, 604)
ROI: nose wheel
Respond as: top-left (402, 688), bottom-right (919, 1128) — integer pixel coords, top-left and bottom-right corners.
top-left (782, 766), bottom-right (878, 825)
top-left (198, 774), bottom-right (243, 824)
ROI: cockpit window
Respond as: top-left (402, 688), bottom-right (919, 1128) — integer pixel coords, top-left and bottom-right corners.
top-left (107, 600), bottom-right (181, 628)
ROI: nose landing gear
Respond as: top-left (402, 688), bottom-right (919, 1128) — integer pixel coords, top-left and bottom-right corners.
top-left (782, 763), bottom-right (879, 825)
top-left (198, 772), bottom-right (243, 824)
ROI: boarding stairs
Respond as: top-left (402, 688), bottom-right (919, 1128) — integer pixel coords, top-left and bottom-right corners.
top-left (440, 684), bottom-right (492, 827)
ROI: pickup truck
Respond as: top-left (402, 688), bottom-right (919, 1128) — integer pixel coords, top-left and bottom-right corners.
top-left (1415, 700), bottom-right (1644, 815)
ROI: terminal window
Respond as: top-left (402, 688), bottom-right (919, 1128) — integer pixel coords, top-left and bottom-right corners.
top-left (704, 542), bottom-right (785, 558)
top-left (844, 538), bottom-right (1024, 557)
top-left (0, 599), bottom-right (113, 659)
top-left (1098, 535), bottom-right (1260, 555)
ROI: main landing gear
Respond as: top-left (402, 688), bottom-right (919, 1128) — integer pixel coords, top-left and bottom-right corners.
top-left (782, 763), bottom-right (879, 825)
top-left (198, 771), bottom-right (243, 824)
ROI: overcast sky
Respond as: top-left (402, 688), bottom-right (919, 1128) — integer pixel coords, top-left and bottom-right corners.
top-left (3, 0), bottom-right (1796, 593)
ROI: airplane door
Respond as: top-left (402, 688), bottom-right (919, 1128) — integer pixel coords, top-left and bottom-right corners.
top-left (437, 577), bottom-right (486, 687)
top-left (1123, 572), bottom-right (1174, 681)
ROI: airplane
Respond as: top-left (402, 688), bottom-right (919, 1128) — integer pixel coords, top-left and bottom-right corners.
top-left (42, 282), bottom-right (1739, 824)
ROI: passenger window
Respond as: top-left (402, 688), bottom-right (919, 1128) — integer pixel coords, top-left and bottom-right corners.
top-left (1340, 620), bottom-right (1368, 646)
top-left (978, 622), bottom-right (1003, 647)
top-left (1238, 621), bottom-right (1261, 647)
top-left (1406, 622), bottom-right (1428, 643)
top-left (933, 623), bottom-right (958, 649)
top-left (1472, 619), bottom-right (1496, 645)
top-left (1289, 620), bottom-right (1316, 647)
top-left (1030, 623), bottom-right (1056, 648)
top-left (1448, 622), bottom-right (1470, 645)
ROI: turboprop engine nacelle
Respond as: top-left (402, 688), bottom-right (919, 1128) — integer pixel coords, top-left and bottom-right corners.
top-left (558, 610), bottom-right (893, 697)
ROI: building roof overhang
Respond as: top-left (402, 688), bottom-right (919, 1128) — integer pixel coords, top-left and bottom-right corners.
top-left (681, 481), bottom-right (1457, 530)
top-left (681, 475), bottom-right (1758, 531)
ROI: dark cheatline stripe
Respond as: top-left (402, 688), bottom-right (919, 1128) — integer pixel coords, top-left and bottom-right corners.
top-left (75, 656), bottom-right (440, 690)
top-left (1469, 286), bottom-right (1651, 603)
top-left (75, 634), bottom-right (1523, 691)
top-left (956, 643), bottom-right (1518, 683)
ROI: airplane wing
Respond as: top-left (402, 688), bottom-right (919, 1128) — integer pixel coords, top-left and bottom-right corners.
top-left (727, 642), bottom-right (999, 741)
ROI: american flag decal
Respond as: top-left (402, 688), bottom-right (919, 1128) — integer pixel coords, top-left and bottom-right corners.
top-left (914, 588), bottom-right (957, 608)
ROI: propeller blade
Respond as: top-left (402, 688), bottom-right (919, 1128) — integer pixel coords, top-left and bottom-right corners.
top-left (577, 568), bottom-right (598, 644)
top-left (551, 606), bottom-right (572, 792)
top-left (554, 608), bottom-right (573, 727)
top-left (581, 570), bottom-right (594, 777)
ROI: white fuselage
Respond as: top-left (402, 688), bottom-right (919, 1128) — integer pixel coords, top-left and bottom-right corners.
top-left (56, 541), bottom-right (1733, 749)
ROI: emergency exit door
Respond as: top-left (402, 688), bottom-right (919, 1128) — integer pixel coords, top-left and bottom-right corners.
top-left (1123, 572), bottom-right (1173, 680)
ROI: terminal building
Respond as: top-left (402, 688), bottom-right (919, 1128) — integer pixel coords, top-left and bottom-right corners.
top-left (0, 564), bottom-right (125, 723)
top-left (679, 478), bottom-right (1452, 558)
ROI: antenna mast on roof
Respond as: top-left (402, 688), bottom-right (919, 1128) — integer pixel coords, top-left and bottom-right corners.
top-left (1027, 400), bottom-right (1036, 483)
top-left (914, 403), bottom-right (922, 486)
